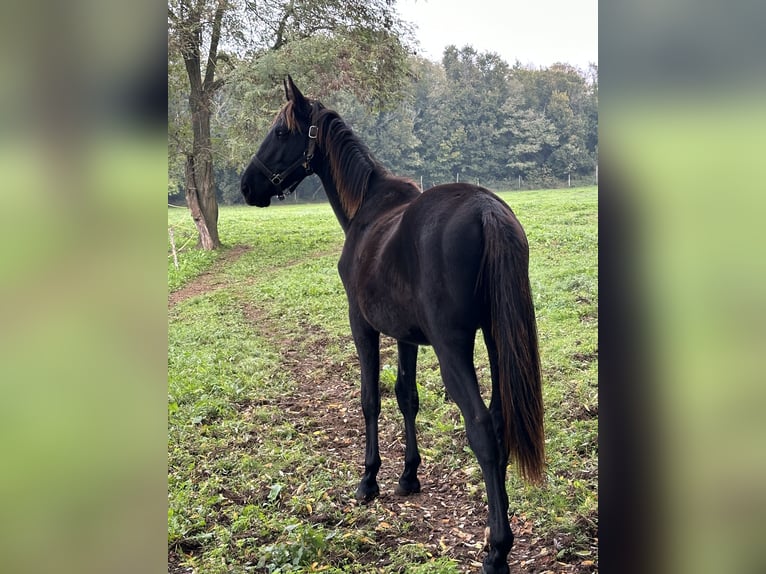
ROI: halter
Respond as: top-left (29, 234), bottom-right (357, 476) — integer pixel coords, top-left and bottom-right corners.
top-left (251, 105), bottom-right (318, 200)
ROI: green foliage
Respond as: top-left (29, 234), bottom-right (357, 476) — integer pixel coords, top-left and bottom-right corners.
top-left (213, 1), bottom-right (413, 169)
top-left (405, 557), bottom-right (462, 574)
top-left (256, 522), bottom-right (330, 573)
top-left (502, 101), bottom-right (559, 177)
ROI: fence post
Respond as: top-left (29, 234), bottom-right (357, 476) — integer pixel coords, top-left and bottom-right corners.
top-left (169, 227), bottom-right (179, 269)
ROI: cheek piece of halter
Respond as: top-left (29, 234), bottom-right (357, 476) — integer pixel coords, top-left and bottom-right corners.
top-left (251, 105), bottom-right (318, 201)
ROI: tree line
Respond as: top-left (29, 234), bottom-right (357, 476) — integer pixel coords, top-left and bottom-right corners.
top-left (168, 0), bottom-right (597, 243)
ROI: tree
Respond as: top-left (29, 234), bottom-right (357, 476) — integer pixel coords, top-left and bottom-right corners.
top-left (501, 88), bottom-right (559, 183)
top-left (219, 26), bottom-right (413, 172)
top-left (168, 0), bottom-right (413, 248)
top-left (169, 53), bottom-right (198, 202)
top-left (407, 46), bottom-right (513, 186)
top-left (168, 0), bottom-right (230, 249)
top-left (506, 61), bottom-right (598, 185)
top-left (409, 57), bottom-right (450, 186)
top-left (327, 90), bottom-right (422, 178)
top-left (544, 90), bottom-right (592, 178)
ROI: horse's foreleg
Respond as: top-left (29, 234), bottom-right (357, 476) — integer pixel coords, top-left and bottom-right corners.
top-left (350, 312), bottom-right (381, 502)
top-left (394, 341), bottom-right (421, 495)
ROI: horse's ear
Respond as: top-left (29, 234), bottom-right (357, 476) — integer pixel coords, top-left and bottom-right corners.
top-left (285, 75), bottom-right (310, 117)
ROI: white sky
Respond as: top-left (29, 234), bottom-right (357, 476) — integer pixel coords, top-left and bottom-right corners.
top-left (396, 0), bottom-right (598, 70)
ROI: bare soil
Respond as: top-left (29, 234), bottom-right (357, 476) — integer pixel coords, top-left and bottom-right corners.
top-left (168, 244), bottom-right (251, 308)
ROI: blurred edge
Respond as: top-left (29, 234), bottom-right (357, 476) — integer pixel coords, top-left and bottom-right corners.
top-left (0, 1), bottom-right (168, 574)
top-left (601, 1), bottom-right (766, 574)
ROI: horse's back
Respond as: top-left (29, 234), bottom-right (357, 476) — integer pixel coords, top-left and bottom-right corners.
top-left (399, 184), bottom-right (508, 335)
top-left (404, 183), bottom-right (511, 270)
top-left (347, 182), bottom-right (516, 344)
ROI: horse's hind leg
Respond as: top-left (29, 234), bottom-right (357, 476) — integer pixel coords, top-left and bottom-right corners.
top-left (394, 341), bottom-right (421, 495)
top-left (434, 338), bottom-right (513, 574)
top-left (483, 328), bottom-right (510, 471)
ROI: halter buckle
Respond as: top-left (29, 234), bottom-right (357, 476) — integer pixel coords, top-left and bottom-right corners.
top-left (308, 125), bottom-right (318, 139)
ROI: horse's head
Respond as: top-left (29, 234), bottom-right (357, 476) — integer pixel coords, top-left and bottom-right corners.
top-left (240, 76), bottom-right (318, 207)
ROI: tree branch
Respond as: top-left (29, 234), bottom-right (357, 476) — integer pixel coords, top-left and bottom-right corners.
top-left (272, 0), bottom-right (295, 51)
top-left (204, 0), bottom-right (226, 90)
top-left (209, 78), bottom-right (226, 92)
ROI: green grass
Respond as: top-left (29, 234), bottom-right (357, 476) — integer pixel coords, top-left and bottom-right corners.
top-left (168, 187), bottom-right (597, 572)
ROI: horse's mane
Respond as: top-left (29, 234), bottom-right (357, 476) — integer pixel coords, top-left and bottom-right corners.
top-left (316, 105), bottom-right (389, 219)
top-left (283, 100), bottom-right (387, 219)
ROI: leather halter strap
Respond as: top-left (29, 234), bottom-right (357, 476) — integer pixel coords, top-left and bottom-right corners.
top-left (251, 106), bottom-right (318, 200)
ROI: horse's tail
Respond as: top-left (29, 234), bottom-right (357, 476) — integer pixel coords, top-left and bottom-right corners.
top-left (479, 205), bottom-right (545, 484)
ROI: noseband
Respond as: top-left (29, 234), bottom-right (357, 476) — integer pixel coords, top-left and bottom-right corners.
top-left (251, 106), bottom-right (318, 201)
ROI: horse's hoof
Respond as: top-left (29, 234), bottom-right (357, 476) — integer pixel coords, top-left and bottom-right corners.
top-left (394, 478), bottom-right (421, 496)
top-left (481, 557), bottom-right (510, 574)
top-left (354, 484), bottom-right (379, 503)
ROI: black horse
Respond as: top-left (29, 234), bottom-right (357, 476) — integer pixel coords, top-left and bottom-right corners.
top-left (241, 76), bottom-right (544, 574)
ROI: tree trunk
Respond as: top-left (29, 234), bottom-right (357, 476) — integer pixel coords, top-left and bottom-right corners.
top-left (177, 0), bottom-right (224, 251)
top-left (184, 155), bottom-right (217, 250)
top-left (187, 91), bottom-right (221, 249)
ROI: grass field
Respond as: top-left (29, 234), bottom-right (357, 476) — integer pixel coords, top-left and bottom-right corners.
top-left (168, 187), bottom-right (598, 573)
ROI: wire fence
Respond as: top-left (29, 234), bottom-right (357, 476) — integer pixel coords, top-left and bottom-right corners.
top-left (167, 212), bottom-right (201, 268)
top-left (169, 170), bottom-right (598, 208)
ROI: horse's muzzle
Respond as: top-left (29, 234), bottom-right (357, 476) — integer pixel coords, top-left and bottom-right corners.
top-left (240, 176), bottom-right (269, 207)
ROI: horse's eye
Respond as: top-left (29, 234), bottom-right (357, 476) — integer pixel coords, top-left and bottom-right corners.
top-left (275, 127), bottom-right (288, 138)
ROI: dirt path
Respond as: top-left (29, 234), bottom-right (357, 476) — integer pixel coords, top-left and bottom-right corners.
top-left (168, 244), bottom-right (251, 308)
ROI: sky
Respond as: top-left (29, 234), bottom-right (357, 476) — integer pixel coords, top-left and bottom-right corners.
top-left (396, 0), bottom-right (598, 70)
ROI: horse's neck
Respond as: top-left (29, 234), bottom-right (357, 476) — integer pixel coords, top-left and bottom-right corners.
top-left (314, 111), bottom-right (419, 231)
top-left (316, 166), bottom-right (353, 232)
top-left (314, 118), bottom-right (378, 232)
